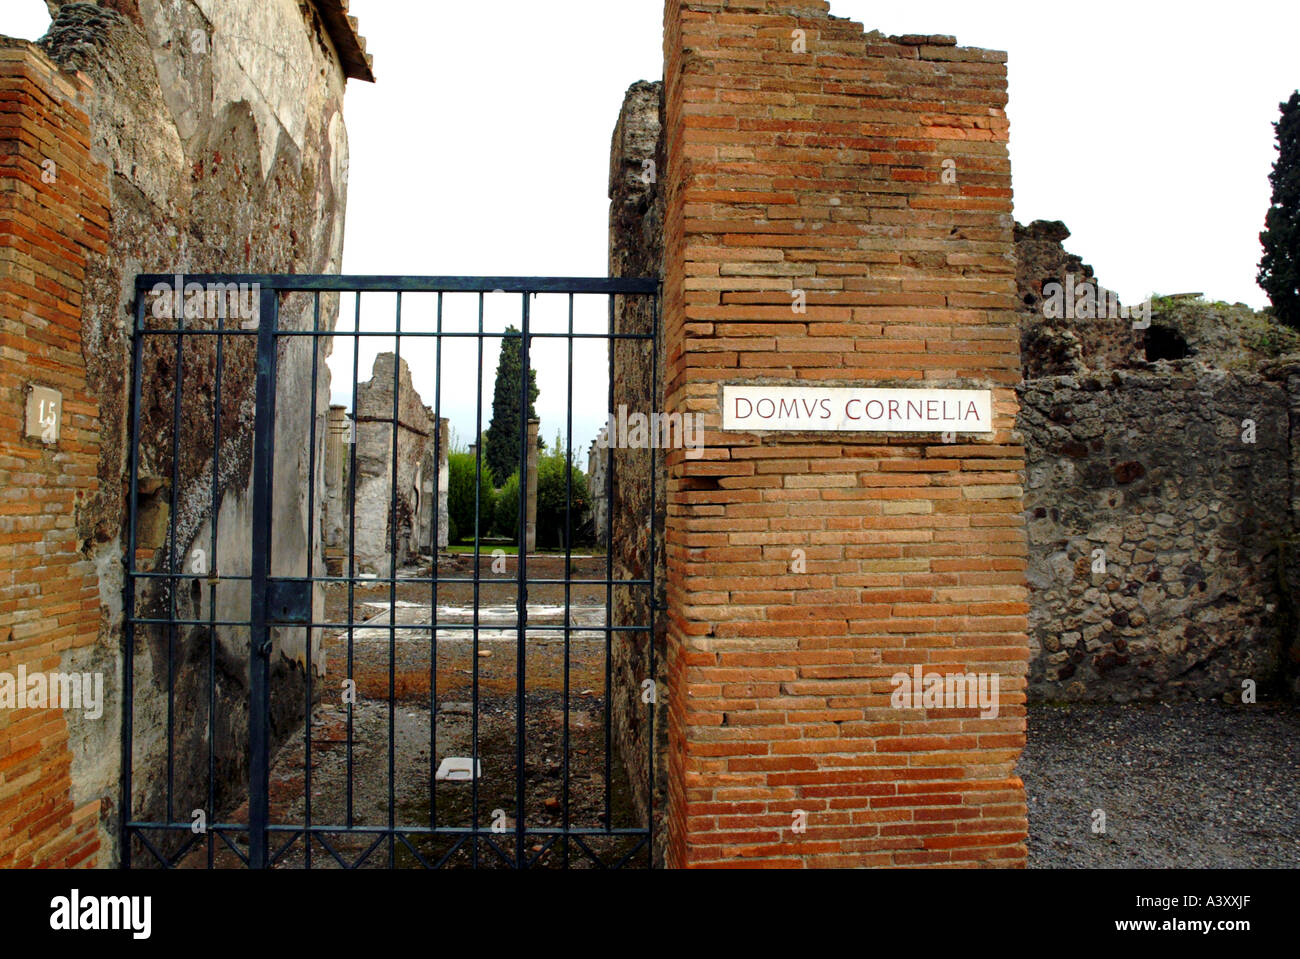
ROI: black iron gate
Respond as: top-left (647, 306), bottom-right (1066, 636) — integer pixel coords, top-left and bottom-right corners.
top-left (123, 275), bottom-right (660, 868)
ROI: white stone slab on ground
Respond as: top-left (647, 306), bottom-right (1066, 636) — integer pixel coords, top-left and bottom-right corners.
top-left (435, 757), bottom-right (482, 782)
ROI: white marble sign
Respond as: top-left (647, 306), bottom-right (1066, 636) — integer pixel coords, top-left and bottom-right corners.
top-left (722, 385), bottom-right (993, 433)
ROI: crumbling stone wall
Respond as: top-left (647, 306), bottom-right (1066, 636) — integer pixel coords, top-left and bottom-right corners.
top-left (1015, 220), bottom-right (1140, 378)
top-left (1141, 297), bottom-right (1299, 370)
top-left (1015, 219), bottom-right (1300, 701)
top-left (1021, 369), bottom-right (1291, 700)
top-left (607, 80), bottom-right (667, 862)
top-left (1014, 220), bottom-right (1297, 377)
top-left (1271, 358), bottom-right (1300, 693)
top-left (19, 0), bottom-right (370, 863)
top-left (352, 352), bottom-right (446, 575)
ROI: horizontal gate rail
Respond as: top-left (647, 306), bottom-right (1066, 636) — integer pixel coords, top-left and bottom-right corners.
top-left (135, 275), bottom-right (660, 294)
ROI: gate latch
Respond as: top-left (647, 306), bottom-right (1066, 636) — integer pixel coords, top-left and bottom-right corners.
top-left (266, 578), bottom-right (313, 625)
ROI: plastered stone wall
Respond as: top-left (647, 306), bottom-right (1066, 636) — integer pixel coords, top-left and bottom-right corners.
top-left (352, 352), bottom-right (446, 576)
top-left (24, 0), bottom-right (364, 863)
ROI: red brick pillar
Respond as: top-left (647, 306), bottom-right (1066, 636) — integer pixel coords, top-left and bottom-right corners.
top-left (0, 41), bottom-right (109, 868)
top-left (662, 0), bottom-right (1028, 867)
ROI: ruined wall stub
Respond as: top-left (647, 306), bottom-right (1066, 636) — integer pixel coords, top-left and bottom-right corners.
top-left (415, 418), bottom-right (451, 554)
top-left (24, 0), bottom-right (371, 863)
top-left (353, 353), bottom-right (446, 575)
top-left (1015, 220), bottom-right (1142, 377)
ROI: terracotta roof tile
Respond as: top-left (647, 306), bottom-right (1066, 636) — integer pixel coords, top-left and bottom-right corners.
top-left (311, 0), bottom-right (374, 83)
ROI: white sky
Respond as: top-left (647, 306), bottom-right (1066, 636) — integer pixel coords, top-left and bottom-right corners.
top-left (4, 1), bottom-right (1298, 457)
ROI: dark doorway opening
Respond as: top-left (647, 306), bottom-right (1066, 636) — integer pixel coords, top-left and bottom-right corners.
top-left (1145, 325), bottom-right (1190, 362)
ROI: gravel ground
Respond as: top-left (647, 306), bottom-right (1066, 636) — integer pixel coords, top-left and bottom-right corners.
top-left (1021, 701), bottom-right (1300, 869)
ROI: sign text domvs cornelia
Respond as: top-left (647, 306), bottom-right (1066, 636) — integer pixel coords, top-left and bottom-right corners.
top-left (722, 385), bottom-right (993, 433)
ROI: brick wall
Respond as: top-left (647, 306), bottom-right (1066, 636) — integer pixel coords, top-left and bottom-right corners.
top-left (662, 0), bottom-right (1029, 867)
top-left (0, 41), bottom-right (109, 867)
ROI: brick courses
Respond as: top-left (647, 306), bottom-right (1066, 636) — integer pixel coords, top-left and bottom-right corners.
top-left (662, 0), bottom-right (1029, 867)
top-left (0, 41), bottom-right (108, 868)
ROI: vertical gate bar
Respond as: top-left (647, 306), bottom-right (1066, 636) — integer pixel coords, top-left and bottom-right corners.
top-left (604, 292), bottom-right (615, 830)
top-left (206, 299), bottom-right (226, 869)
top-left (346, 292), bottom-right (362, 831)
top-left (304, 291), bottom-right (321, 869)
top-left (563, 293), bottom-right (574, 868)
top-left (648, 289), bottom-right (660, 863)
top-left (430, 292), bottom-right (443, 833)
top-left (248, 285), bottom-right (281, 870)
top-left (121, 288), bottom-right (147, 869)
top-left (166, 292), bottom-right (185, 827)
top-left (472, 293), bottom-right (485, 868)
top-left (515, 293), bottom-right (530, 867)
top-left (389, 292), bottom-right (402, 867)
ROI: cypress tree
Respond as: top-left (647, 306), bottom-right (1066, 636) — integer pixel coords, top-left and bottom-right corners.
top-left (1259, 91), bottom-right (1300, 329)
top-left (484, 326), bottom-right (539, 486)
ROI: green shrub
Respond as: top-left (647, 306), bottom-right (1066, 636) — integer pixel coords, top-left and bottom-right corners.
top-left (487, 452), bottom-right (593, 549)
top-left (447, 451), bottom-right (495, 544)
top-left (536, 451), bottom-right (591, 549)
top-left (493, 472), bottom-right (521, 543)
